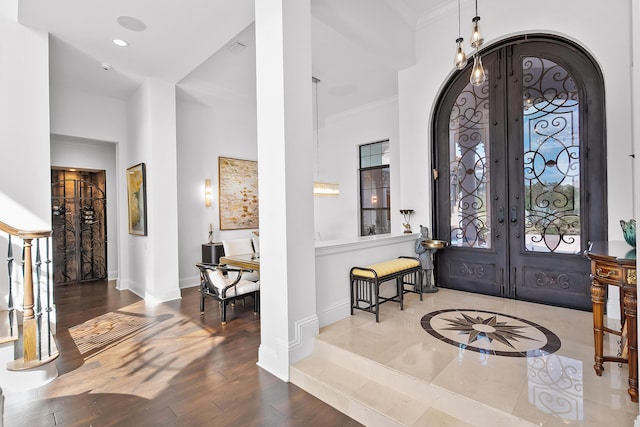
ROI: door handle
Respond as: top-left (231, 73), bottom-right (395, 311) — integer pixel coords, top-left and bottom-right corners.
top-left (510, 206), bottom-right (517, 224)
top-left (497, 206), bottom-right (504, 225)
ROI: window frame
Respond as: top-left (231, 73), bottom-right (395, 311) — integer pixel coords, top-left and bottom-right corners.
top-left (359, 140), bottom-right (390, 236)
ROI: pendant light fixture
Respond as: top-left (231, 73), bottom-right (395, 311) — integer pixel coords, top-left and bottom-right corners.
top-left (312, 77), bottom-right (340, 197)
top-left (453, 0), bottom-right (467, 70)
top-left (469, 2), bottom-right (484, 49)
top-left (469, 0), bottom-right (486, 86)
top-left (470, 53), bottom-right (486, 86)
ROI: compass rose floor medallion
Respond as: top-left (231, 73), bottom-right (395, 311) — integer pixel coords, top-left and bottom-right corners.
top-left (421, 308), bottom-right (562, 357)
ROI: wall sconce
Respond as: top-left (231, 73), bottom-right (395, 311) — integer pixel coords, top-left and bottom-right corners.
top-left (313, 181), bottom-right (340, 197)
top-left (204, 178), bottom-right (212, 207)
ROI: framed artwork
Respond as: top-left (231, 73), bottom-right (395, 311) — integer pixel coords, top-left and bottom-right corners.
top-left (218, 157), bottom-right (259, 230)
top-left (127, 162), bottom-right (147, 236)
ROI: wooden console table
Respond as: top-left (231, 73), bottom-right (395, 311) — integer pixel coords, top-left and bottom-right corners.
top-left (587, 241), bottom-right (637, 402)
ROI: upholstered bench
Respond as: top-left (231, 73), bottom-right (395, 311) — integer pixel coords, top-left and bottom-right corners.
top-left (350, 256), bottom-right (422, 322)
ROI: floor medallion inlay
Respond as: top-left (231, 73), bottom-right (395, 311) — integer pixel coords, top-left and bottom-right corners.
top-left (421, 309), bottom-right (561, 357)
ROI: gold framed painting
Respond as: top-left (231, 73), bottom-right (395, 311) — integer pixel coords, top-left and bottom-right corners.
top-left (127, 162), bottom-right (147, 235)
top-left (218, 157), bottom-right (259, 230)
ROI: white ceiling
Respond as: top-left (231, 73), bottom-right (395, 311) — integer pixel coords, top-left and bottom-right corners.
top-left (18, 0), bottom-right (448, 120)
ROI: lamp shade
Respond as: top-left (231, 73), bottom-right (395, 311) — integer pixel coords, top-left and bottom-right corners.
top-left (470, 54), bottom-right (486, 86)
top-left (470, 16), bottom-right (484, 49)
top-left (454, 38), bottom-right (468, 70)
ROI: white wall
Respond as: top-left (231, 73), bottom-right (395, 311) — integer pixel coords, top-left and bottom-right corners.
top-left (50, 135), bottom-right (119, 279)
top-left (634, 0), bottom-right (640, 222)
top-left (400, 0), bottom-right (635, 239)
top-left (49, 86), bottom-right (128, 284)
top-left (314, 97), bottom-right (401, 241)
top-left (0, 3), bottom-right (51, 230)
top-left (176, 99), bottom-right (258, 288)
top-left (49, 88), bottom-right (127, 144)
top-left (315, 234), bottom-right (417, 327)
top-left (0, 0), bottom-right (51, 322)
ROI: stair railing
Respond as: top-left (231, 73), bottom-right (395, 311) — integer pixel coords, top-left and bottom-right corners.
top-left (0, 221), bottom-right (57, 369)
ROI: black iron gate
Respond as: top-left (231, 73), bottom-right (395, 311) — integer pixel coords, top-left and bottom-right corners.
top-left (51, 169), bottom-right (107, 284)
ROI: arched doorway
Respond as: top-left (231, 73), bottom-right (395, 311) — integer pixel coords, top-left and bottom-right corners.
top-left (433, 34), bottom-right (606, 310)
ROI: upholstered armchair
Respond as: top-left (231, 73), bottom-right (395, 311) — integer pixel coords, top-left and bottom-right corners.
top-left (222, 238), bottom-right (260, 282)
top-left (196, 263), bottom-right (260, 324)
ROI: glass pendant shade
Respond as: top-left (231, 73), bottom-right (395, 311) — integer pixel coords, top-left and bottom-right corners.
top-left (470, 54), bottom-right (486, 86)
top-left (470, 16), bottom-right (484, 48)
top-left (454, 38), bottom-right (468, 70)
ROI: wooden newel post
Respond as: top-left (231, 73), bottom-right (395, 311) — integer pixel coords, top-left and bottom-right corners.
top-left (22, 238), bottom-right (37, 363)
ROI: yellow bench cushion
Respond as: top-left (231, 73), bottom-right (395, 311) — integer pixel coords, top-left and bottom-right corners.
top-left (351, 258), bottom-right (420, 279)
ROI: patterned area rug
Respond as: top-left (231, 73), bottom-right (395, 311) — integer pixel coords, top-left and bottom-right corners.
top-left (421, 308), bottom-right (561, 357)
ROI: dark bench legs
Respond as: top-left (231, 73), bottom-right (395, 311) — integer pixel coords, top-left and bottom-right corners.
top-left (396, 277), bottom-right (405, 310)
top-left (350, 269), bottom-right (421, 322)
top-left (349, 278), bottom-right (405, 323)
top-left (351, 278), bottom-right (387, 322)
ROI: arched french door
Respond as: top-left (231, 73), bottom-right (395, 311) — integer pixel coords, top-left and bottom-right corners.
top-left (433, 35), bottom-right (606, 311)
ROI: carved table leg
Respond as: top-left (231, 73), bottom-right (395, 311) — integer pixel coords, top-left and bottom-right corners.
top-left (624, 286), bottom-right (638, 402)
top-left (591, 278), bottom-right (606, 376)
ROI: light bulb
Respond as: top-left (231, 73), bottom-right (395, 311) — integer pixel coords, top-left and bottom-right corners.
top-left (470, 54), bottom-right (486, 86)
top-left (470, 16), bottom-right (484, 49)
top-left (454, 38), bottom-right (468, 70)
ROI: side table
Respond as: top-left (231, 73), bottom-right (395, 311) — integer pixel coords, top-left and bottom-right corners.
top-left (586, 240), bottom-right (637, 402)
top-left (202, 242), bottom-right (225, 265)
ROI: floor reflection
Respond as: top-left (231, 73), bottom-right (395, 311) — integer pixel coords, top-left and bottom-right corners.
top-left (528, 353), bottom-right (583, 422)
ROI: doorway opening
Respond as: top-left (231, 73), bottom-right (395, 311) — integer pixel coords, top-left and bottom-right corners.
top-left (432, 34), bottom-right (606, 310)
top-left (51, 168), bottom-right (108, 285)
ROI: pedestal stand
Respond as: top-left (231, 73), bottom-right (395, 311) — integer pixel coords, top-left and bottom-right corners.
top-left (415, 227), bottom-right (447, 294)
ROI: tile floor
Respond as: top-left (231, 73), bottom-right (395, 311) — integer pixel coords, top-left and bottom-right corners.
top-left (304, 288), bottom-right (640, 426)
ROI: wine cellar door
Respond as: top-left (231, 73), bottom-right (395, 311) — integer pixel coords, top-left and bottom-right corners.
top-left (51, 169), bottom-right (108, 285)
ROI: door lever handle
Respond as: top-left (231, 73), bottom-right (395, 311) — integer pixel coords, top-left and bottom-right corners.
top-left (510, 206), bottom-right (517, 224)
top-left (497, 206), bottom-right (504, 225)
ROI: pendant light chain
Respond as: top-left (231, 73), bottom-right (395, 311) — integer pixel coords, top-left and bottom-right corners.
top-left (458, 0), bottom-right (462, 38)
top-left (453, 0), bottom-right (467, 70)
top-left (469, 0), bottom-right (486, 86)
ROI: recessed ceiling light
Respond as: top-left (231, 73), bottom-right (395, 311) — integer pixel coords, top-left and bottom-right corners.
top-left (113, 39), bottom-right (129, 47)
top-left (117, 16), bottom-right (147, 32)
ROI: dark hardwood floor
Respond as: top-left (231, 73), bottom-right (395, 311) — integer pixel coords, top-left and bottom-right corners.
top-left (4, 280), bottom-right (360, 426)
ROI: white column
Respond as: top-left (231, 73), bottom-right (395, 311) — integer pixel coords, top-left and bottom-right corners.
top-left (255, 0), bottom-right (318, 380)
top-left (125, 78), bottom-right (181, 302)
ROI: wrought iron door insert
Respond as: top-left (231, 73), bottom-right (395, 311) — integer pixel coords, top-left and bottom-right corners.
top-left (434, 35), bottom-right (606, 310)
top-left (51, 169), bottom-right (107, 284)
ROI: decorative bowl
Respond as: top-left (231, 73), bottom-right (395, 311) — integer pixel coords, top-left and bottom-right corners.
top-left (421, 239), bottom-right (448, 249)
top-left (620, 219), bottom-right (636, 247)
